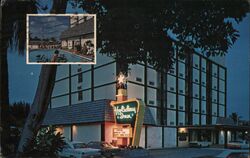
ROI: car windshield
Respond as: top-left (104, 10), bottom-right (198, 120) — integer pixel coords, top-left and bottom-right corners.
top-left (73, 143), bottom-right (86, 149)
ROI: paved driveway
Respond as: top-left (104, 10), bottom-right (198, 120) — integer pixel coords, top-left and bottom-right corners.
top-left (148, 148), bottom-right (225, 158)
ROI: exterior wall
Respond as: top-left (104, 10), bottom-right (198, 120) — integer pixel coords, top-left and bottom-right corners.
top-left (61, 40), bottom-right (67, 48)
top-left (72, 124), bottom-right (101, 143)
top-left (56, 126), bottom-right (71, 141)
top-left (219, 130), bottom-right (225, 145)
top-left (51, 53), bottom-right (116, 108)
top-left (105, 123), bottom-right (118, 144)
top-left (147, 126), bottom-right (162, 149)
top-left (50, 50), bottom-right (227, 147)
top-left (164, 127), bottom-right (177, 147)
top-left (139, 127), bottom-right (145, 148)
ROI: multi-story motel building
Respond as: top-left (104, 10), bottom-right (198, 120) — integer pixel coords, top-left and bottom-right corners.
top-left (43, 51), bottom-right (247, 148)
top-left (60, 15), bottom-right (94, 51)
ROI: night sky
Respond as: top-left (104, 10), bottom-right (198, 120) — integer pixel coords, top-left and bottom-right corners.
top-left (7, 3), bottom-right (250, 120)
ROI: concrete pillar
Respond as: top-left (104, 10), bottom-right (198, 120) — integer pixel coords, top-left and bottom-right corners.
top-left (224, 130), bottom-right (228, 148)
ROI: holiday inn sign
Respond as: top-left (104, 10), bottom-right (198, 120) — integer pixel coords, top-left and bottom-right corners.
top-left (113, 101), bottom-right (137, 124)
top-left (111, 98), bottom-right (145, 146)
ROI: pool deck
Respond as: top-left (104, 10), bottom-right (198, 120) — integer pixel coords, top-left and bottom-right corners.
top-left (29, 48), bottom-right (95, 63)
top-left (59, 49), bottom-right (94, 62)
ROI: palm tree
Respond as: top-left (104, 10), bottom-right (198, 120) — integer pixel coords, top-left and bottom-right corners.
top-left (16, 1), bottom-right (67, 157)
top-left (229, 112), bottom-right (242, 125)
top-left (1, 1), bottom-right (37, 155)
top-left (0, 0), bottom-right (67, 156)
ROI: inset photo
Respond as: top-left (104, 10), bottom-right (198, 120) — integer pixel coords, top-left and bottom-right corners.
top-left (26, 14), bottom-right (96, 64)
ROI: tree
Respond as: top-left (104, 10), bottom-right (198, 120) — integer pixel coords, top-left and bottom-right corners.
top-left (0, 0), bottom-right (248, 156)
top-left (16, 0), bottom-right (67, 157)
top-left (229, 112), bottom-right (242, 125)
top-left (23, 126), bottom-right (65, 157)
top-left (0, 0), bottom-right (66, 156)
top-left (75, 0), bottom-right (249, 72)
top-left (1, 1), bottom-right (37, 155)
top-left (10, 102), bottom-right (31, 128)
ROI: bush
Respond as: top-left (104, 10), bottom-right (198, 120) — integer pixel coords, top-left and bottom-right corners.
top-left (23, 126), bottom-right (65, 157)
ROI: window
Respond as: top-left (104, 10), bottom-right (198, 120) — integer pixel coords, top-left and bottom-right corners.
top-left (212, 77), bottom-right (217, 90)
top-left (77, 86), bottom-right (82, 90)
top-left (52, 79), bottom-right (69, 97)
top-left (167, 92), bottom-right (176, 109)
top-left (201, 72), bottom-right (206, 86)
top-left (193, 69), bottom-right (200, 83)
top-left (178, 95), bottom-right (185, 110)
top-left (77, 67), bottom-right (82, 72)
top-left (212, 116), bottom-right (217, 125)
top-left (78, 73), bottom-right (83, 83)
top-left (193, 54), bottom-right (200, 69)
top-left (149, 81), bottom-right (155, 86)
top-left (167, 75), bottom-right (176, 92)
top-left (212, 103), bottom-right (217, 116)
top-left (219, 105), bottom-right (225, 117)
top-left (212, 90), bottom-right (217, 103)
top-left (201, 58), bottom-right (206, 72)
top-left (78, 91), bottom-right (83, 101)
top-left (212, 64), bottom-right (218, 77)
top-left (178, 62), bottom-right (185, 79)
top-left (201, 115), bottom-right (206, 125)
top-left (136, 77), bottom-right (142, 82)
top-left (192, 84), bottom-right (200, 98)
top-left (219, 79), bottom-right (225, 92)
top-left (167, 110), bottom-right (176, 126)
top-left (149, 100), bottom-right (155, 105)
top-left (201, 87), bottom-right (206, 100)
top-left (201, 101), bottom-right (206, 114)
top-left (192, 98), bottom-right (199, 113)
top-left (178, 79), bottom-right (185, 94)
top-left (192, 114), bottom-right (199, 125)
top-left (219, 93), bottom-right (225, 105)
top-left (219, 67), bottom-right (225, 80)
top-left (168, 62), bottom-right (176, 75)
top-left (178, 112), bottom-right (185, 125)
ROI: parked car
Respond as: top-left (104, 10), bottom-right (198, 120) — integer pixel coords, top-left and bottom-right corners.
top-left (57, 141), bottom-right (101, 158)
top-left (215, 149), bottom-right (250, 158)
top-left (189, 141), bottom-right (212, 147)
top-left (228, 140), bottom-right (249, 149)
top-left (86, 141), bottom-right (120, 157)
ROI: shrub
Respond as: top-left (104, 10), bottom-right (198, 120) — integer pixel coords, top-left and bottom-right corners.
top-left (23, 126), bottom-right (65, 157)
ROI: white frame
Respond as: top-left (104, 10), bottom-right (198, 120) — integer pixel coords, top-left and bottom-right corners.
top-left (26, 14), bottom-right (96, 65)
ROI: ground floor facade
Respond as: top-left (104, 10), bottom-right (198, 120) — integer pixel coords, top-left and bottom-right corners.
top-left (54, 123), bottom-right (245, 149)
top-left (43, 99), bottom-right (248, 149)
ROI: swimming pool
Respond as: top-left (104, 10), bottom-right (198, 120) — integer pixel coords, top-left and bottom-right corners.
top-left (29, 49), bottom-right (92, 63)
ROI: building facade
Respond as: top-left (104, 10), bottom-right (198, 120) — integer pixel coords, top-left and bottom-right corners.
top-left (44, 50), bottom-right (227, 148)
top-left (60, 16), bottom-right (94, 52)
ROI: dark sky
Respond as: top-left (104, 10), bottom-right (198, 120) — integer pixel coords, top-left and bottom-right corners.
top-left (7, 4), bottom-right (250, 120)
top-left (29, 16), bottom-right (69, 40)
top-left (226, 14), bottom-right (249, 120)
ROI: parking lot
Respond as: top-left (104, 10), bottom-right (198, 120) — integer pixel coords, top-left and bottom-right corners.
top-left (148, 148), bottom-right (227, 158)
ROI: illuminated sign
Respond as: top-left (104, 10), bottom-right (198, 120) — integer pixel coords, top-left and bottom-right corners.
top-left (111, 99), bottom-right (145, 146)
top-left (113, 101), bottom-right (137, 124)
top-left (113, 128), bottom-right (132, 138)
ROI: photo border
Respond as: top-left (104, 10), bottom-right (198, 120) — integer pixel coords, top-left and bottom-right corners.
top-left (26, 14), bottom-right (97, 65)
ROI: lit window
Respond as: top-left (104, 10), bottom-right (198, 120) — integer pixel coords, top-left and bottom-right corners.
top-left (78, 73), bottom-right (83, 83)
top-left (78, 91), bottom-right (83, 101)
